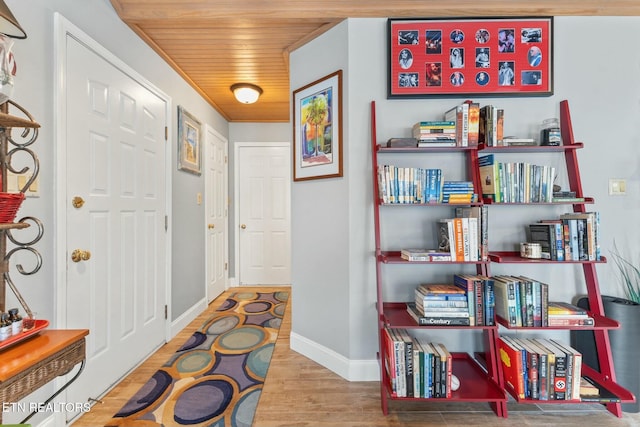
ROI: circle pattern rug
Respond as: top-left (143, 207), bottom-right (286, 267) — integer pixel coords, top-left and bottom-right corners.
top-left (110, 291), bottom-right (289, 426)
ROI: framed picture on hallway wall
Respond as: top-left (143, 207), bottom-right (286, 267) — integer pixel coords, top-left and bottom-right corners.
top-left (177, 105), bottom-right (202, 175)
top-left (292, 70), bottom-right (343, 181)
top-left (388, 17), bottom-right (553, 98)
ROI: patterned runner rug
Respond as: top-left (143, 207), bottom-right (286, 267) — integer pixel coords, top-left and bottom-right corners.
top-left (108, 291), bottom-right (289, 426)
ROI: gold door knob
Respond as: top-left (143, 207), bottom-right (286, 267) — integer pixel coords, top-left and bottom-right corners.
top-left (208, 224), bottom-right (215, 229)
top-left (72, 196), bottom-right (85, 209)
top-left (71, 249), bottom-right (92, 263)
top-left (240, 224), bottom-right (247, 229)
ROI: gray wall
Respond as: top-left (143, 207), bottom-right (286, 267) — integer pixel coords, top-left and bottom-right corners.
top-left (290, 21), bottom-right (352, 358)
top-left (290, 16), bottom-right (640, 375)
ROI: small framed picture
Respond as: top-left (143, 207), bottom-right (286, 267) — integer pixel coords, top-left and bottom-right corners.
top-left (177, 105), bottom-right (201, 175)
top-left (292, 70), bottom-right (343, 181)
top-left (388, 17), bottom-right (553, 98)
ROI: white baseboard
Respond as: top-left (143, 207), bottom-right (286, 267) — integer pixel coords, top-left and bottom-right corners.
top-left (170, 297), bottom-right (207, 338)
top-left (290, 332), bottom-right (379, 382)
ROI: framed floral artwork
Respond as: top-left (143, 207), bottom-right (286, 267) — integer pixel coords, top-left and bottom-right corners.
top-left (292, 70), bottom-right (343, 181)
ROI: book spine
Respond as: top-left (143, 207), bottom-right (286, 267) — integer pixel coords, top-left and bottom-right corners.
top-left (453, 218), bottom-right (464, 262)
top-left (453, 274), bottom-right (475, 325)
top-left (484, 278), bottom-right (495, 326)
top-left (467, 102), bottom-right (480, 147)
top-left (461, 103), bottom-right (469, 147)
top-left (415, 316), bottom-right (471, 326)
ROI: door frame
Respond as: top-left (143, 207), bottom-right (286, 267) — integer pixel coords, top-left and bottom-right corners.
top-left (53, 13), bottom-right (172, 339)
top-left (204, 124), bottom-right (229, 300)
top-left (233, 142), bottom-right (291, 285)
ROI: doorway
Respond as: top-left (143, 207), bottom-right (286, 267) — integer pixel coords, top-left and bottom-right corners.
top-left (234, 143), bottom-right (291, 285)
top-left (205, 125), bottom-right (229, 302)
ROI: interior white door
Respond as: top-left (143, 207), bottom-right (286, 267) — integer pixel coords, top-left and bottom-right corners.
top-left (237, 144), bottom-right (291, 285)
top-left (63, 33), bottom-right (167, 416)
top-left (205, 126), bottom-right (228, 302)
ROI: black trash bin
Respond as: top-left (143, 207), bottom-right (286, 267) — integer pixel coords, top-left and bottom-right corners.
top-left (571, 295), bottom-right (640, 413)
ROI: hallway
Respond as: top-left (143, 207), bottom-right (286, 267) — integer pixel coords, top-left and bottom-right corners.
top-left (74, 287), bottom-right (640, 426)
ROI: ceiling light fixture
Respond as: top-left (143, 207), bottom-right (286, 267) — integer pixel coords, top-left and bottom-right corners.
top-left (0, 0), bottom-right (26, 39)
top-left (231, 83), bottom-right (263, 104)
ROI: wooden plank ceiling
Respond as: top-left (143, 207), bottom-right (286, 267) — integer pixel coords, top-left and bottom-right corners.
top-left (110, 0), bottom-right (640, 123)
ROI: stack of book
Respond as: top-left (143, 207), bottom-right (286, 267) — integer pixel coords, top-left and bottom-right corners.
top-left (440, 180), bottom-right (476, 204)
top-left (412, 121), bottom-right (456, 147)
top-left (547, 301), bottom-right (594, 326)
top-left (408, 283), bottom-right (470, 326)
top-left (400, 248), bottom-right (451, 262)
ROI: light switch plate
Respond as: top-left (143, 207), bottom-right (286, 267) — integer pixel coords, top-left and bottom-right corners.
top-left (609, 178), bottom-right (626, 196)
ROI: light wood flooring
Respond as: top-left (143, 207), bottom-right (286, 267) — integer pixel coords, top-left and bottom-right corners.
top-left (74, 287), bottom-right (640, 427)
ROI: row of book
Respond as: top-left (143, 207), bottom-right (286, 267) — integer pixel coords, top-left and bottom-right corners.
top-left (376, 164), bottom-right (478, 204)
top-left (437, 206), bottom-right (489, 262)
top-left (410, 277), bottom-right (495, 327)
top-left (527, 212), bottom-right (601, 262)
top-left (442, 102), bottom-right (479, 147)
top-left (478, 154), bottom-right (557, 203)
top-left (493, 275), bottom-right (595, 327)
top-left (499, 336), bottom-right (583, 401)
top-left (441, 101), bottom-right (514, 148)
top-left (382, 327), bottom-right (453, 398)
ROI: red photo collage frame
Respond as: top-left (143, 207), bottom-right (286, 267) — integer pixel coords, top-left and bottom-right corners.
top-left (388, 17), bottom-right (553, 98)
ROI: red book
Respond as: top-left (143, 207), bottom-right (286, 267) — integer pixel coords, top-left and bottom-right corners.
top-left (498, 336), bottom-right (525, 399)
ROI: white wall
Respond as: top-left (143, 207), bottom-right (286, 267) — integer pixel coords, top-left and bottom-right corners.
top-left (290, 16), bottom-right (640, 381)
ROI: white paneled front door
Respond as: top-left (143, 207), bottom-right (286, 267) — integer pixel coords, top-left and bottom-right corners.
top-left (236, 143), bottom-right (291, 285)
top-left (56, 17), bottom-right (169, 421)
top-left (205, 125), bottom-right (228, 302)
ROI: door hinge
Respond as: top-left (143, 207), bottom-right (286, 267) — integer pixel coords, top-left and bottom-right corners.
top-left (225, 155), bottom-right (228, 164)
top-left (165, 215), bottom-right (168, 231)
top-left (224, 262), bottom-right (228, 271)
top-left (165, 126), bottom-right (168, 141)
top-left (164, 305), bottom-right (168, 319)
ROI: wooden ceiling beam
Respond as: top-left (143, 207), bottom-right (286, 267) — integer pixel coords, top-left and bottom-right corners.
top-left (111, 0), bottom-right (640, 20)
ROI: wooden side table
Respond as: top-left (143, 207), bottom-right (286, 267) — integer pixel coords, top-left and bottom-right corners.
top-left (0, 329), bottom-right (89, 424)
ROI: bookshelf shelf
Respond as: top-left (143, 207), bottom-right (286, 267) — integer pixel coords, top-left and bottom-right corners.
top-left (496, 313), bottom-right (619, 330)
top-left (488, 251), bottom-right (607, 264)
top-left (481, 197), bottom-right (595, 205)
top-left (383, 302), bottom-right (497, 329)
top-left (377, 144), bottom-right (477, 154)
top-left (381, 352), bottom-right (506, 402)
top-left (478, 142), bottom-right (584, 153)
top-left (379, 251), bottom-right (489, 265)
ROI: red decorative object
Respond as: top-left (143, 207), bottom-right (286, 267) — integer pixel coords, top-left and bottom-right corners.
top-left (0, 191), bottom-right (25, 223)
top-left (0, 319), bottom-right (49, 352)
top-left (388, 17), bottom-right (553, 98)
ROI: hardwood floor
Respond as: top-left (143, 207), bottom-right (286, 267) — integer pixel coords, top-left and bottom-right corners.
top-left (74, 287), bottom-right (640, 427)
